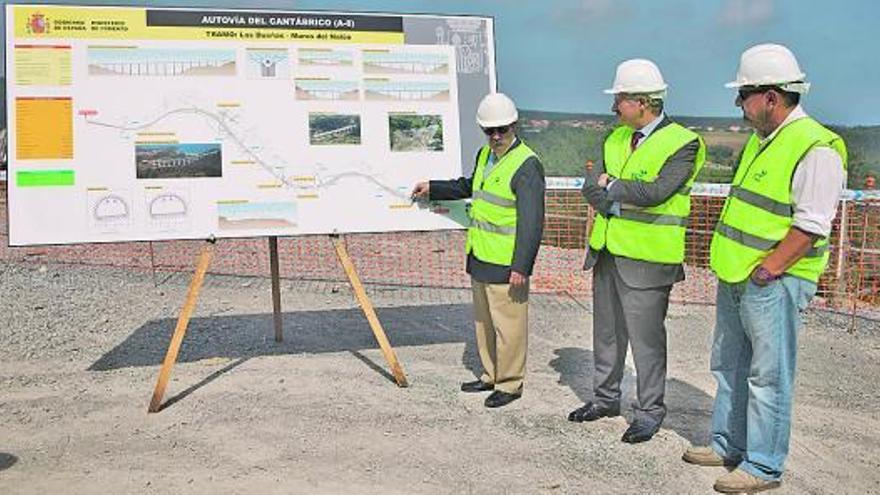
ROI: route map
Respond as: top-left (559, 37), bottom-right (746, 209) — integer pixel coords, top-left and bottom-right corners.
top-left (5, 5), bottom-right (496, 245)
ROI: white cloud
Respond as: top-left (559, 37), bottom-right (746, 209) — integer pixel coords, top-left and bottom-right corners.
top-left (554, 0), bottom-right (629, 27)
top-left (718, 0), bottom-right (775, 26)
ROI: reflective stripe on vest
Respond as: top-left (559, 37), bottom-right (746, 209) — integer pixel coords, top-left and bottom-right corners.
top-left (715, 223), bottom-right (829, 258)
top-left (710, 117), bottom-right (848, 283)
top-left (471, 219), bottom-right (516, 236)
top-left (729, 186), bottom-right (794, 217)
top-left (465, 141), bottom-right (537, 266)
top-left (618, 209), bottom-right (689, 227)
top-left (588, 122), bottom-right (706, 264)
top-left (472, 190), bottom-right (516, 208)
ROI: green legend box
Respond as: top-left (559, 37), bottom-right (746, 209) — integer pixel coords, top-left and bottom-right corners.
top-left (16, 170), bottom-right (76, 187)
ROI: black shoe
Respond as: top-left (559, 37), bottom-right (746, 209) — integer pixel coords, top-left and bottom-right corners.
top-left (567, 401), bottom-right (620, 422)
top-left (621, 419), bottom-right (662, 444)
top-left (460, 380), bottom-right (494, 393)
top-left (484, 390), bottom-right (521, 408)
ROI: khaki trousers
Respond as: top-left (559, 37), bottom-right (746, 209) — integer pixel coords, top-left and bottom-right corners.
top-left (471, 279), bottom-right (529, 394)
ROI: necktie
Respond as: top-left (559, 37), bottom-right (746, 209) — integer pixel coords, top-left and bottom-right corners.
top-left (630, 131), bottom-right (644, 151)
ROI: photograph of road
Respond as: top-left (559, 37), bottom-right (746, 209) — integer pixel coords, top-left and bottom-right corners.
top-left (309, 114), bottom-right (362, 145)
top-left (217, 201), bottom-right (298, 230)
top-left (135, 143), bottom-right (222, 179)
top-left (388, 114), bottom-right (444, 152)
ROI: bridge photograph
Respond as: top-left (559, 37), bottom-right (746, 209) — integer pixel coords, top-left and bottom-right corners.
top-left (294, 78), bottom-right (360, 101)
top-left (364, 80), bottom-right (450, 102)
top-left (308, 113), bottom-right (362, 145)
top-left (88, 47), bottom-right (237, 77)
top-left (135, 142), bottom-right (223, 179)
top-left (363, 50), bottom-right (450, 75)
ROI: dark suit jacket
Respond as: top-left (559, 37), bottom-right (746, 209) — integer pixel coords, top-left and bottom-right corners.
top-left (430, 138), bottom-right (546, 283)
top-left (581, 117), bottom-right (700, 289)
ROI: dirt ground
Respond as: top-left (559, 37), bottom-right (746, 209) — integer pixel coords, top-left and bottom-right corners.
top-left (1, 260), bottom-right (879, 494)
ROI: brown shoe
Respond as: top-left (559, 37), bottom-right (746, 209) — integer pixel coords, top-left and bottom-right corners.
top-left (713, 468), bottom-right (780, 493)
top-left (682, 446), bottom-right (739, 467)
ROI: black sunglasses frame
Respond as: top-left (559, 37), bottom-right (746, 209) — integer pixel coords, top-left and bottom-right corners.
top-left (737, 86), bottom-right (774, 101)
top-left (481, 125), bottom-right (512, 136)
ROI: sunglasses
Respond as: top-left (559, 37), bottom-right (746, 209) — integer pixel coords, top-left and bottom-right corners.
top-left (737, 86), bottom-right (772, 101)
top-left (481, 125), bottom-right (511, 136)
top-left (614, 94), bottom-right (642, 103)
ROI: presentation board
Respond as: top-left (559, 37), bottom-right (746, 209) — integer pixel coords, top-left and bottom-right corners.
top-left (5, 5), bottom-right (495, 246)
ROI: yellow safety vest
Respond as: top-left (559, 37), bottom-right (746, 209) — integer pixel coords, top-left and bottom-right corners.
top-left (589, 123), bottom-right (706, 264)
top-left (710, 117), bottom-right (847, 283)
top-left (465, 141), bottom-right (537, 266)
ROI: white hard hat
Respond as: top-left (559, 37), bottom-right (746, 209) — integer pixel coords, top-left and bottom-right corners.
top-left (725, 43), bottom-right (810, 94)
top-left (476, 92), bottom-right (518, 127)
top-left (604, 59), bottom-right (668, 98)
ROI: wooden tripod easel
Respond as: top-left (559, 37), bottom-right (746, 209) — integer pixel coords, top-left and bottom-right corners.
top-left (147, 234), bottom-right (408, 413)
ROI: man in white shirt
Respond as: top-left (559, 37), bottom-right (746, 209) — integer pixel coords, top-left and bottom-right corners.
top-left (682, 44), bottom-right (847, 494)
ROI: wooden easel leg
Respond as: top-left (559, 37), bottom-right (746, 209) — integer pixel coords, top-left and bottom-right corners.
top-left (148, 242), bottom-right (215, 413)
top-left (269, 236), bottom-right (283, 343)
top-left (331, 235), bottom-right (409, 387)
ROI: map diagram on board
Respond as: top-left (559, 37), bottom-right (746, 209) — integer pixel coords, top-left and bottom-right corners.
top-left (5, 5), bottom-right (494, 246)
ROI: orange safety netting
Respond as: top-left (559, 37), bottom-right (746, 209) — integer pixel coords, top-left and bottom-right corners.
top-left (2, 188), bottom-right (878, 320)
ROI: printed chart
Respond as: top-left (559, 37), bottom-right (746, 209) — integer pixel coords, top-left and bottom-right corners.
top-left (5, 5), bottom-right (496, 245)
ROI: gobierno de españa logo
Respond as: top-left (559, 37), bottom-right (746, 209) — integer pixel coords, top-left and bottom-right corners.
top-left (26, 12), bottom-right (50, 35)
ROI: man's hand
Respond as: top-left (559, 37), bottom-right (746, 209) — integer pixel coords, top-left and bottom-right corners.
top-left (509, 270), bottom-right (527, 288)
top-left (597, 173), bottom-right (611, 188)
top-left (750, 265), bottom-right (781, 287)
top-left (411, 181), bottom-right (430, 200)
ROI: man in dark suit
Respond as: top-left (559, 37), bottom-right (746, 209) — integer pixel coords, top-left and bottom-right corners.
top-left (412, 93), bottom-right (545, 408)
top-left (568, 59), bottom-right (705, 443)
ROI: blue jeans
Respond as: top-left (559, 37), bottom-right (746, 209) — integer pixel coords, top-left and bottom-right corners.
top-left (709, 275), bottom-right (816, 481)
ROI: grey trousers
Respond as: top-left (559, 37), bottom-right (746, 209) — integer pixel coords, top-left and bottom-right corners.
top-left (592, 251), bottom-right (671, 423)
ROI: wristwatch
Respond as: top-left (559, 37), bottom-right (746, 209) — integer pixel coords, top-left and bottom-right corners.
top-left (750, 266), bottom-right (780, 286)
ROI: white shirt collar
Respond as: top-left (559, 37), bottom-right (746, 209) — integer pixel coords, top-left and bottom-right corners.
top-left (760, 105), bottom-right (808, 145)
top-left (636, 113), bottom-right (665, 139)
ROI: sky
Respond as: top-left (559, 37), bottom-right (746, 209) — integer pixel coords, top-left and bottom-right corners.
top-left (3, 0), bottom-right (879, 125)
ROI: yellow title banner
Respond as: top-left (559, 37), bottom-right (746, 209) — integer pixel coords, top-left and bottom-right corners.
top-left (14, 6), bottom-right (405, 44)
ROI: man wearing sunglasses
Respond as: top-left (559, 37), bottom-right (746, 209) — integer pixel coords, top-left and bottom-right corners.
top-left (683, 44), bottom-right (847, 494)
top-left (571, 59), bottom-right (706, 444)
top-left (411, 92), bottom-right (545, 409)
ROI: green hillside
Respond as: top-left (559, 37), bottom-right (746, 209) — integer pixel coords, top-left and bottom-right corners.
top-left (520, 110), bottom-right (880, 189)
top-left (832, 125), bottom-right (880, 188)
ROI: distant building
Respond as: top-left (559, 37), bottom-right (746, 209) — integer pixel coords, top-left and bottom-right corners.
top-left (528, 119), bottom-right (550, 129)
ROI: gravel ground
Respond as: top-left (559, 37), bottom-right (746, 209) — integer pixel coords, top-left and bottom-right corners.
top-left (1, 260), bottom-right (879, 494)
